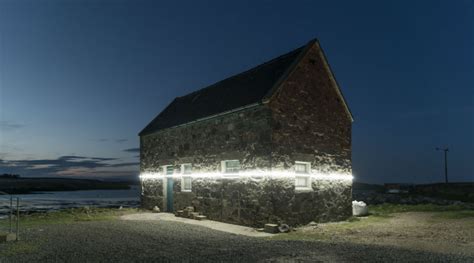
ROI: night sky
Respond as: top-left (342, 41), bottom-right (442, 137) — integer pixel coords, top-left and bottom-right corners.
top-left (0, 0), bottom-right (472, 183)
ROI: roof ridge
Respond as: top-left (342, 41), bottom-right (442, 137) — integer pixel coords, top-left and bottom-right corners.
top-left (176, 44), bottom-right (306, 100)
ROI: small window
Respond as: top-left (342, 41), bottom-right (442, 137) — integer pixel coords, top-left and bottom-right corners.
top-left (295, 162), bottom-right (310, 174)
top-left (295, 176), bottom-right (310, 188)
top-left (221, 160), bottom-right (240, 174)
top-left (181, 164), bottom-right (192, 174)
top-left (163, 165), bottom-right (174, 175)
top-left (295, 162), bottom-right (311, 189)
top-left (181, 176), bottom-right (192, 192)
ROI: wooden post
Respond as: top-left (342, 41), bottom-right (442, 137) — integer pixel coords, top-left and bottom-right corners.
top-left (16, 197), bottom-right (19, 241)
top-left (9, 196), bottom-right (13, 233)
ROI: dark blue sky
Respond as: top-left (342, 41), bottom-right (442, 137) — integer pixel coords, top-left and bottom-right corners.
top-left (0, 0), bottom-right (472, 183)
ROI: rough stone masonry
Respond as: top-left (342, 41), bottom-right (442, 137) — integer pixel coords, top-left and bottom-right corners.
top-left (139, 39), bottom-right (353, 227)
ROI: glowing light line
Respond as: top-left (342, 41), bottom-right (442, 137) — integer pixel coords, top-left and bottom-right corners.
top-left (139, 170), bottom-right (352, 181)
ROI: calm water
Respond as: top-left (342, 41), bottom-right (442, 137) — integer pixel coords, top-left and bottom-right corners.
top-left (0, 185), bottom-right (140, 218)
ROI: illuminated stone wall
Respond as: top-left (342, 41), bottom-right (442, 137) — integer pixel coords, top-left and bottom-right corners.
top-left (140, 105), bottom-right (274, 213)
top-left (174, 177), bottom-right (351, 227)
top-left (141, 178), bottom-right (164, 209)
top-left (141, 176), bottom-right (351, 227)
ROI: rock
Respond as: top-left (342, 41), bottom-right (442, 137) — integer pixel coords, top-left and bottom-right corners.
top-left (175, 210), bottom-right (184, 217)
top-left (0, 233), bottom-right (16, 242)
top-left (152, 206), bottom-right (160, 213)
top-left (190, 212), bottom-right (200, 219)
top-left (278, 224), bottom-right (290, 233)
top-left (308, 221), bottom-right (317, 226)
top-left (183, 207), bottom-right (195, 217)
top-left (264, 224), bottom-right (279, 234)
top-left (256, 228), bottom-right (264, 232)
top-left (195, 215), bottom-right (207, 220)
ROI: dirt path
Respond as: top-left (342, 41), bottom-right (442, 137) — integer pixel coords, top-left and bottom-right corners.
top-left (121, 212), bottom-right (273, 237)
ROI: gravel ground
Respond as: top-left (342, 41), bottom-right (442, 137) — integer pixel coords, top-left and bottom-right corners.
top-left (1, 216), bottom-right (473, 263)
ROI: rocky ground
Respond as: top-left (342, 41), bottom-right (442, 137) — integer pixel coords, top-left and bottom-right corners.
top-left (0, 210), bottom-right (473, 262)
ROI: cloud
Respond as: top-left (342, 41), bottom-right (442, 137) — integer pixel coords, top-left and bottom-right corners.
top-left (58, 156), bottom-right (117, 161)
top-left (109, 162), bottom-right (139, 168)
top-left (94, 138), bottom-right (129, 144)
top-left (0, 155), bottom-right (137, 177)
top-left (0, 121), bottom-right (24, 131)
top-left (123, 148), bottom-right (140, 153)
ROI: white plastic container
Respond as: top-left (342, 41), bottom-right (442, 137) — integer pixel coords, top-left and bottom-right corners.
top-left (352, 200), bottom-right (368, 216)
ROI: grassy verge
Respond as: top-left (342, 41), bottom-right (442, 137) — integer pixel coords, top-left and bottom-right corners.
top-left (0, 207), bottom-right (141, 228)
top-left (0, 207), bottom-right (142, 257)
top-left (369, 203), bottom-right (474, 219)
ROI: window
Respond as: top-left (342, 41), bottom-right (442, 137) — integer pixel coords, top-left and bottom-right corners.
top-left (181, 176), bottom-right (192, 192)
top-left (181, 164), bottom-right (192, 174)
top-left (295, 161), bottom-right (311, 189)
top-left (221, 160), bottom-right (240, 174)
top-left (163, 165), bottom-right (174, 175)
top-left (180, 164), bottom-right (192, 192)
top-left (295, 176), bottom-right (310, 188)
top-left (295, 162), bottom-right (310, 174)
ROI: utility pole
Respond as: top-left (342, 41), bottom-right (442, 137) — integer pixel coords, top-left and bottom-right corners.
top-left (436, 147), bottom-right (449, 184)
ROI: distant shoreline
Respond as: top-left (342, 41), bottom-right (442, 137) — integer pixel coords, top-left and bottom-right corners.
top-left (0, 177), bottom-right (136, 195)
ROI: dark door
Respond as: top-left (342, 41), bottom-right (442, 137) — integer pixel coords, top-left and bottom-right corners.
top-left (166, 178), bottom-right (174, 212)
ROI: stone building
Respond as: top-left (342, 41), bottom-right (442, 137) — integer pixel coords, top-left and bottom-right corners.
top-left (139, 39), bottom-right (354, 227)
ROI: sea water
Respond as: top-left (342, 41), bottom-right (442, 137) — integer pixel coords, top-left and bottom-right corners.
top-left (0, 185), bottom-right (140, 218)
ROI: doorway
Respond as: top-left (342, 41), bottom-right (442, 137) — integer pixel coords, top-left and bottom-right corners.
top-left (166, 177), bottom-right (174, 212)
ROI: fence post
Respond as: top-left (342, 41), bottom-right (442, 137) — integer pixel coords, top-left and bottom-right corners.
top-left (9, 195), bottom-right (13, 233)
top-left (16, 197), bottom-right (19, 241)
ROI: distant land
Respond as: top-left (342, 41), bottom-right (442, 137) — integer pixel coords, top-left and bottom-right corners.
top-left (0, 175), bottom-right (135, 194)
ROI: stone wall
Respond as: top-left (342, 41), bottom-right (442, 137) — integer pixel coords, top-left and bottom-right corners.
top-left (141, 178), bottom-right (164, 209)
top-left (140, 105), bottom-right (273, 173)
top-left (143, 176), bottom-right (352, 227)
top-left (140, 105), bottom-right (274, 215)
top-left (268, 43), bottom-right (352, 173)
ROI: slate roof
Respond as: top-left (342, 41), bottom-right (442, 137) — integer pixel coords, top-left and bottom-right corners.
top-left (139, 42), bottom-right (310, 136)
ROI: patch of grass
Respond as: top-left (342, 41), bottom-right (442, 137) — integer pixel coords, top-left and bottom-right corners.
top-left (0, 241), bottom-right (38, 257)
top-left (432, 210), bottom-right (474, 219)
top-left (369, 203), bottom-right (470, 216)
top-left (0, 207), bottom-right (141, 228)
top-left (346, 216), bottom-right (361, 222)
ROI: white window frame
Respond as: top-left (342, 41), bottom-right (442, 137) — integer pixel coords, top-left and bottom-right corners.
top-left (221, 160), bottom-right (240, 176)
top-left (181, 176), bottom-right (192, 192)
top-left (294, 161), bottom-right (311, 190)
top-left (162, 165), bottom-right (174, 176)
top-left (181, 164), bottom-right (192, 192)
top-left (180, 163), bottom-right (192, 175)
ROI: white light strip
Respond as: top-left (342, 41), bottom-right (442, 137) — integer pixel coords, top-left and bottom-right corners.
top-left (139, 170), bottom-right (352, 181)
